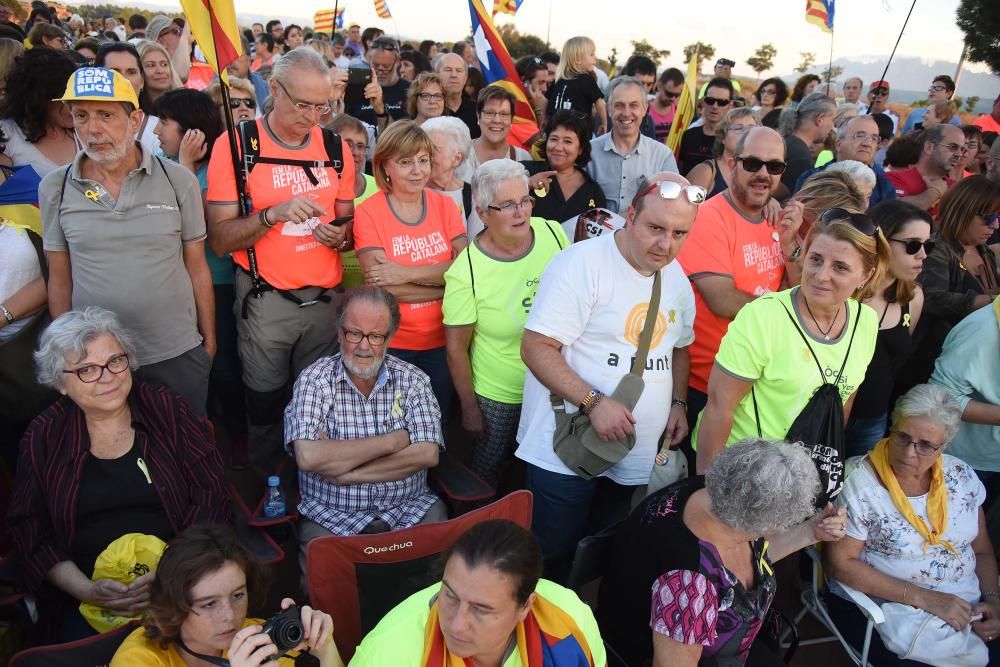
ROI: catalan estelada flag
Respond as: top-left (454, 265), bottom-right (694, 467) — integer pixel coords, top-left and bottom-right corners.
top-left (179, 0), bottom-right (241, 82)
top-left (468, 0), bottom-right (538, 146)
top-left (805, 0), bottom-right (834, 33)
top-left (493, 0), bottom-right (523, 16)
top-left (374, 0), bottom-right (391, 19)
top-left (665, 49), bottom-right (698, 153)
top-left (314, 8), bottom-right (345, 32)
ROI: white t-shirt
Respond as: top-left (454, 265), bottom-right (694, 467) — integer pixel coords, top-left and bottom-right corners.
top-left (836, 454), bottom-right (985, 602)
top-left (0, 224), bottom-right (42, 341)
top-left (137, 113), bottom-right (162, 156)
top-left (515, 232), bottom-right (695, 485)
top-left (0, 119), bottom-right (75, 177)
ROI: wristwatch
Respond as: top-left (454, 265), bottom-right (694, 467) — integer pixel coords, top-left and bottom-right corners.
top-left (785, 244), bottom-right (802, 263)
top-left (580, 389), bottom-right (603, 415)
top-left (671, 398), bottom-right (687, 409)
top-left (0, 303), bottom-right (12, 323)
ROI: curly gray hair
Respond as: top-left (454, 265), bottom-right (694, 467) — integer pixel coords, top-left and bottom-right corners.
top-left (707, 439), bottom-right (820, 535)
top-left (34, 307), bottom-right (139, 388)
top-left (892, 384), bottom-right (963, 446)
top-left (471, 158), bottom-right (528, 213)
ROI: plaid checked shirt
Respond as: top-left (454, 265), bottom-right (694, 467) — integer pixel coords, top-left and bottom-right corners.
top-left (284, 353), bottom-right (443, 535)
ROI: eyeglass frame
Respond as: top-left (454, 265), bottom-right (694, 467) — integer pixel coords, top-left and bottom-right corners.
top-left (341, 328), bottom-right (389, 347)
top-left (487, 195), bottom-right (535, 214)
top-left (274, 79), bottom-right (332, 117)
top-left (887, 237), bottom-right (935, 256)
top-left (702, 95), bottom-right (731, 107)
top-left (227, 97), bottom-right (256, 109)
top-left (819, 207), bottom-right (879, 237)
top-left (734, 156), bottom-right (787, 176)
top-left (62, 353), bottom-right (131, 383)
top-left (417, 92), bottom-right (445, 102)
top-left (631, 180), bottom-right (707, 207)
top-left (890, 430), bottom-right (944, 457)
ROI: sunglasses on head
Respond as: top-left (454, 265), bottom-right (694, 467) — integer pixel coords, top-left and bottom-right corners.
top-left (888, 237), bottom-right (935, 255)
top-left (735, 156), bottom-right (787, 175)
top-left (703, 96), bottom-right (730, 107)
top-left (632, 180), bottom-right (706, 207)
top-left (228, 97), bottom-right (256, 109)
top-left (819, 207), bottom-right (879, 237)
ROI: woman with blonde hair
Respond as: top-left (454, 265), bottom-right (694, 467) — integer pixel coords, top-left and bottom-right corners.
top-left (687, 106), bottom-right (760, 198)
top-left (0, 37), bottom-right (24, 101)
top-left (353, 120), bottom-right (468, 420)
top-left (406, 71), bottom-right (446, 125)
top-left (546, 36), bottom-right (606, 135)
top-left (792, 170), bottom-right (868, 238)
top-left (136, 39), bottom-right (181, 110)
top-left (204, 76), bottom-right (258, 127)
top-left (694, 207), bottom-right (891, 481)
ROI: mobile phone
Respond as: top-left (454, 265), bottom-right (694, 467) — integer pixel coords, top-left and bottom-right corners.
top-left (328, 215), bottom-right (354, 227)
top-left (347, 68), bottom-right (373, 86)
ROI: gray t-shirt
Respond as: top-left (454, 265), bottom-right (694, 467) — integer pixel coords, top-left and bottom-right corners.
top-left (40, 144), bottom-right (206, 365)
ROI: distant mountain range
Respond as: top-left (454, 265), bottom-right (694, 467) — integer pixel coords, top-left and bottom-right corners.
top-left (780, 55), bottom-right (999, 114)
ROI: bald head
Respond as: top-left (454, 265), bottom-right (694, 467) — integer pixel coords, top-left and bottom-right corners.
top-left (624, 172), bottom-right (700, 274)
top-left (436, 52), bottom-right (468, 97)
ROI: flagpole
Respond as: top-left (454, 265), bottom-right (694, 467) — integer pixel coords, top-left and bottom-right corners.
top-left (212, 37), bottom-right (250, 218)
top-left (332, 0), bottom-right (339, 37)
top-left (824, 28), bottom-right (834, 97)
top-left (869, 0), bottom-right (917, 115)
top-left (545, 0), bottom-right (552, 49)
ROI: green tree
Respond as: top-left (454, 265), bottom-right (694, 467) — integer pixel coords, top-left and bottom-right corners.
top-left (607, 46), bottom-right (619, 72)
top-left (496, 23), bottom-right (548, 59)
top-left (957, 0), bottom-right (1000, 73)
top-left (819, 64), bottom-right (844, 84)
top-left (683, 42), bottom-right (716, 73)
top-left (746, 43), bottom-right (777, 81)
top-left (794, 52), bottom-right (816, 73)
top-left (629, 38), bottom-right (670, 67)
top-left (965, 96), bottom-right (981, 113)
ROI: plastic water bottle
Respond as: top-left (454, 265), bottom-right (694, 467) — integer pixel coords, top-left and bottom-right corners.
top-left (263, 476), bottom-right (286, 517)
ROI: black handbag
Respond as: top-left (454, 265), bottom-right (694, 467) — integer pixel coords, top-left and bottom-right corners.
top-left (752, 299), bottom-right (861, 507)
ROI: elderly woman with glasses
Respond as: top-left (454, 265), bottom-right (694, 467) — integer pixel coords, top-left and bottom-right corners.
top-left (407, 71), bottom-right (446, 126)
top-left (694, 208), bottom-right (891, 481)
top-left (687, 107), bottom-right (761, 198)
top-left (443, 159), bottom-right (568, 493)
top-left (354, 121), bottom-right (468, 422)
top-left (205, 77), bottom-right (258, 127)
top-left (423, 116), bottom-right (473, 222)
top-left (600, 439), bottom-right (847, 667)
top-left (7, 307), bottom-right (230, 640)
top-left (824, 384), bottom-right (1000, 667)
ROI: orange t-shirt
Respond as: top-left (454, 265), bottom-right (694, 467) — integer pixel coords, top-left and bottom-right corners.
top-left (354, 190), bottom-right (466, 350)
top-left (677, 192), bottom-right (785, 393)
top-left (206, 118), bottom-right (355, 290)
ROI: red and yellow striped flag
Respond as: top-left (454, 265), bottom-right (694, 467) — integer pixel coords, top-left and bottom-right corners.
top-left (665, 49), bottom-right (699, 153)
top-left (179, 0), bottom-right (241, 83)
top-left (493, 0), bottom-right (523, 15)
top-left (314, 8), bottom-right (345, 32)
top-left (374, 0), bottom-right (391, 19)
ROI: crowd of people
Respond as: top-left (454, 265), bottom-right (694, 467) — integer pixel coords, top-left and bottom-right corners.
top-left (1, 3), bottom-right (1000, 666)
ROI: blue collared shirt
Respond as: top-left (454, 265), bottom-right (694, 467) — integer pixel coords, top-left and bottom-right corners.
top-left (793, 160), bottom-right (897, 207)
top-left (586, 133), bottom-right (679, 213)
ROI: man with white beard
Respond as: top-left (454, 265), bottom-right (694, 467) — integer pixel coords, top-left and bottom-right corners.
top-left (40, 67), bottom-right (214, 415)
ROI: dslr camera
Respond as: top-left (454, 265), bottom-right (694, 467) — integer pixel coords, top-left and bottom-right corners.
top-left (261, 605), bottom-right (304, 654)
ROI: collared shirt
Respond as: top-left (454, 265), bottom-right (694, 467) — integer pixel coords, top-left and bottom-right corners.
top-left (792, 160), bottom-right (897, 207)
top-left (8, 383), bottom-right (232, 592)
top-left (284, 353), bottom-right (443, 535)
top-left (586, 132), bottom-right (678, 213)
top-left (39, 143), bottom-right (206, 365)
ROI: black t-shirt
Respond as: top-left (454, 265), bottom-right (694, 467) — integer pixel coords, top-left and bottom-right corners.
top-left (782, 134), bottom-right (813, 192)
top-left (545, 73), bottom-right (603, 118)
top-left (598, 477), bottom-right (776, 667)
top-left (445, 96), bottom-right (481, 139)
top-left (347, 77), bottom-right (411, 128)
top-left (851, 298), bottom-right (913, 420)
top-left (678, 126), bottom-right (716, 176)
top-left (522, 160), bottom-right (606, 224)
top-left (72, 438), bottom-right (174, 578)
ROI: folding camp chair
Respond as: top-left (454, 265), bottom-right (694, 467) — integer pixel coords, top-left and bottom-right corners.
top-left (306, 489), bottom-right (532, 662)
top-left (9, 621), bottom-right (137, 667)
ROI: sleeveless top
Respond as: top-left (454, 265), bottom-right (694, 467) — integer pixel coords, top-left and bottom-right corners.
top-left (702, 158), bottom-right (729, 199)
top-left (852, 294), bottom-right (913, 419)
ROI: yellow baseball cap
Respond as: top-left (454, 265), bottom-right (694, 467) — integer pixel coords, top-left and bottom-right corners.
top-left (56, 67), bottom-right (139, 108)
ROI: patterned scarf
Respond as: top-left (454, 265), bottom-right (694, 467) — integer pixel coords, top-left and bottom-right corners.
top-left (421, 592), bottom-right (595, 667)
top-left (868, 438), bottom-right (957, 555)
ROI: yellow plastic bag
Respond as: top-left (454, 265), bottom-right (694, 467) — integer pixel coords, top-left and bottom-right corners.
top-left (79, 533), bottom-right (167, 633)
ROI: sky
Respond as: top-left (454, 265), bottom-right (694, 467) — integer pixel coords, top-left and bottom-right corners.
top-left (137, 0), bottom-right (994, 76)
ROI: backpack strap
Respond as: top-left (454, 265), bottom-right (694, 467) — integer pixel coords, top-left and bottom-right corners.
top-left (465, 246), bottom-right (475, 300)
top-left (461, 182), bottom-right (473, 219)
top-left (777, 300), bottom-right (827, 385)
top-left (542, 219), bottom-right (565, 250)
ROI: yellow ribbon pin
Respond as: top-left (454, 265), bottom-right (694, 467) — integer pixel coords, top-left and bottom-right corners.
top-left (902, 313), bottom-right (911, 328)
top-left (390, 392), bottom-right (404, 419)
top-left (668, 309), bottom-right (676, 323)
top-left (84, 189), bottom-right (101, 202)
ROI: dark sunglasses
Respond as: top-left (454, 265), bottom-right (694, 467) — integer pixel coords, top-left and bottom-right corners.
top-left (820, 207), bottom-right (879, 237)
top-left (983, 213), bottom-right (1000, 227)
top-left (703, 96), bottom-right (731, 107)
top-left (228, 97), bottom-right (256, 109)
top-left (735, 156), bottom-right (786, 175)
top-left (888, 237), bottom-right (935, 255)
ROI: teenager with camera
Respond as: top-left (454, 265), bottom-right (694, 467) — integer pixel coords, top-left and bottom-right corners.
top-left (111, 524), bottom-right (343, 667)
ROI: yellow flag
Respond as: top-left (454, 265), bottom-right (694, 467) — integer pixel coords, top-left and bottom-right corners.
top-left (666, 52), bottom-right (699, 153)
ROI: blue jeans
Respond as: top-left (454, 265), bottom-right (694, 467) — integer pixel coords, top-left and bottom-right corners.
top-left (389, 346), bottom-right (452, 428)
top-left (845, 414), bottom-right (887, 459)
top-left (526, 464), bottom-right (637, 583)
